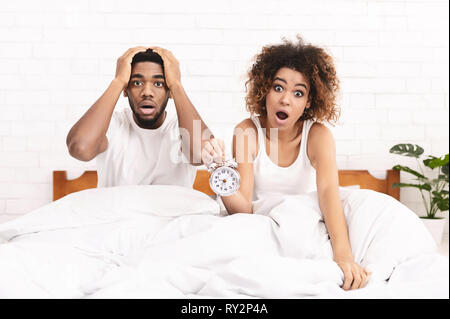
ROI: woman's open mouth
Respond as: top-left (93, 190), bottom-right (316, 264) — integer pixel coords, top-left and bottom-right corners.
top-left (275, 111), bottom-right (289, 124)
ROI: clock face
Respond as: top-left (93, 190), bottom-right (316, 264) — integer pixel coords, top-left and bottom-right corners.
top-left (209, 166), bottom-right (240, 196)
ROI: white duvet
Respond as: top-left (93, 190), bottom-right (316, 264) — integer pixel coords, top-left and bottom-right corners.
top-left (0, 185), bottom-right (448, 299)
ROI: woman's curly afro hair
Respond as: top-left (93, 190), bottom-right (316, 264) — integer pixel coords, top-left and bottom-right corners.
top-left (245, 36), bottom-right (340, 125)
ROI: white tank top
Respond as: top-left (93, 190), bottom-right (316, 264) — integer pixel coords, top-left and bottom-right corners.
top-left (251, 116), bottom-right (317, 201)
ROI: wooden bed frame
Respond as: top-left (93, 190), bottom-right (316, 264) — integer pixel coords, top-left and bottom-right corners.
top-left (53, 169), bottom-right (400, 202)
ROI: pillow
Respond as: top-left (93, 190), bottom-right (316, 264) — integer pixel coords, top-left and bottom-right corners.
top-left (0, 185), bottom-right (220, 244)
top-left (63, 184), bottom-right (221, 218)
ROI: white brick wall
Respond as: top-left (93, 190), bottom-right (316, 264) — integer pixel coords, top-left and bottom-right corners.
top-left (0, 0), bottom-right (448, 235)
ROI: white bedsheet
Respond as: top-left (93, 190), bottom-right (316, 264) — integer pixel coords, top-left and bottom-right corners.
top-left (0, 186), bottom-right (447, 298)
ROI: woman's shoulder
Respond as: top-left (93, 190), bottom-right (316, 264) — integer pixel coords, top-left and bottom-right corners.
top-left (308, 121), bottom-right (333, 139)
top-left (233, 117), bottom-right (259, 160)
top-left (234, 117), bottom-right (258, 131)
top-left (307, 122), bottom-right (335, 161)
top-left (234, 117), bottom-right (259, 144)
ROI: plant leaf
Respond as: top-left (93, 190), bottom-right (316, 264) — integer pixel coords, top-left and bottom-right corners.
top-left (392, 182), bottom-right (432, 191)
top-left (442, 163), bottom-right (449, 175)
top-left (392, 165), bottom-right (426, 179)
top-left (432, 191), bottom-right (447, 199)
top-left (442, 163), bottom-right (449, 182)
top-left (434, 197), bottom-right (449, 212)
top-left (423, 154), bottom-right (449, 169)
top-left (389, 144), bottom-right (424, 158)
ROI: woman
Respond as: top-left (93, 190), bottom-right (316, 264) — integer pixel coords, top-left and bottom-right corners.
top-left (202, 36), bottom-right (370, 290)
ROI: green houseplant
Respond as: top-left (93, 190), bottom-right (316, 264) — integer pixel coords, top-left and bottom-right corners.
top-left (389, 143), bottom-right (449, 219)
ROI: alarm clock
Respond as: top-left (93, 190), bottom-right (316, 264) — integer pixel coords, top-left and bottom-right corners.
top-left (208, 159), bottom-right (240, 196)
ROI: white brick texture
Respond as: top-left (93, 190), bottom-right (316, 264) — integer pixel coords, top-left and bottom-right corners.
top-left (0, 0), bottom-right (448, 237)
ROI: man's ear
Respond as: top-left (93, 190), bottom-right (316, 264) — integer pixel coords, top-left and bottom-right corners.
top-left (123, 89), bottom-right (128, 97)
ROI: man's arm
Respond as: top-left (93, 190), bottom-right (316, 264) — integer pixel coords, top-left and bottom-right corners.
top-left (66, 46), bottom-right (148, 161)
top-left (151, 47), bottom-right (212, 165)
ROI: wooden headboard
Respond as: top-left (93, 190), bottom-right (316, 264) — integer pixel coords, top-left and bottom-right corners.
top-left (53, 169), bottom-right (400, 201)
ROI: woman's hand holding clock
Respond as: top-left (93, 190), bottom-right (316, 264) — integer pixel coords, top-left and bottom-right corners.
top-left (201, 138), bottom-right (225, 166)
top-left (201, 138), bottom-right (241, 197)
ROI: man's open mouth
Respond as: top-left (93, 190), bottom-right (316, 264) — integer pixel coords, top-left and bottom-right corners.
top-left (276, 111), bottom-right (289, 120)
top-left (138, 104), bottom-right (156, 116)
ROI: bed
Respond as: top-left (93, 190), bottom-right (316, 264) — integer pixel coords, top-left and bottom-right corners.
top-left (0, 169), bottom-right (447, 299)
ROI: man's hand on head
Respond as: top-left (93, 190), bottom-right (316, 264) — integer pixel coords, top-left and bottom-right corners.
top-left (115, 46), bottom-right (148, 90)
top-left (150, 47), bottom-right (182, 92)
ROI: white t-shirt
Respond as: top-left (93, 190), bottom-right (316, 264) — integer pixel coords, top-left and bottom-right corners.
top-left (96, 106), bottom-right (197, 188)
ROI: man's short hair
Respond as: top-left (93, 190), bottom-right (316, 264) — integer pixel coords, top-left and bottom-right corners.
top-left (131, 49), bottom-right (164, 70)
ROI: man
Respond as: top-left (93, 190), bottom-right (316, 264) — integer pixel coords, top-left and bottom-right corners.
top-left (67, 46), bottom-right (216, 187)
